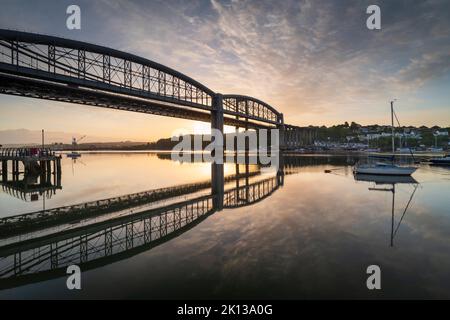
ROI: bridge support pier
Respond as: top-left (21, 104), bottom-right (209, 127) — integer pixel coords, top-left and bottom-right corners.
top-left (277, 113), bottom-right (285, 150)
top-left (211, 163), bottom-right (224, 211)
top-left (211, 93), bottom-right (224, 161)
top-left (211, 94), bottom-right (224, 211)
top-left (277, 153), bottom-right (285, 186)
top-left (211, 93), bottom-right (224, 138)
top-left (278, 124), bottom-right (319, 150)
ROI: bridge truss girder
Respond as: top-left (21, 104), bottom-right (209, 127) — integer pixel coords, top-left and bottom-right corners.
top-left (0, 174), bottom-right (282, 289)
top-left (0, 30), bottom-right (284, 127)
top-left (0, 73), bottom-right (271, 130)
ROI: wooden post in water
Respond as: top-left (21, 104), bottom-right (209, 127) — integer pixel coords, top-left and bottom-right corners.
top-left (12, 160), bottom-right (17, 181)
top-left (1, 160), bottom-right (7, 182)
top-left (46, 160), bottom-right (51, 182)
top-left (56, 157), bottom-right (61, 187)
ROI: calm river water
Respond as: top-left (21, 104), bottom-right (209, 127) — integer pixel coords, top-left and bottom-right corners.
top-left (0, 152), bottom-right (449, 299)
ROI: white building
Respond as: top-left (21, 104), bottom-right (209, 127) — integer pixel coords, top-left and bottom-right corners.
top-left (434, 130), bottom-right (449, 136)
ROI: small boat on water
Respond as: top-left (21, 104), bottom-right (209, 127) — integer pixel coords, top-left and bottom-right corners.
top-left (354, 173), bottom-right (418, 184)
top-left (355, 163), bottom-right (416, 176)
top-left (354, 100), bottom-right (417, 176)
top-left (429, 154), bottom-right (450, 165)
top-left (66, 136), bottom-right (85, 159)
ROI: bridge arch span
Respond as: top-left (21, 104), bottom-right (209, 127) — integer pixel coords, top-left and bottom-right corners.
top-left (222, 94), bottom-right (282, 126)
top-left (0, 29), bottom-right (214, 109)
top-left (0, 29), bottom-right (286, 128)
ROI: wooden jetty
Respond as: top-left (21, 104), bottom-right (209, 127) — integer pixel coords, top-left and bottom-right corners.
top-left (0, 148), bottom-right (62, 201)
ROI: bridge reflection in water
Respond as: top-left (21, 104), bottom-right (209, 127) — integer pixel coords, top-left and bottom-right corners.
top-left (0, 154), bottom-right (369, 289)
top-left (0, 155), bottom-right (298, 289)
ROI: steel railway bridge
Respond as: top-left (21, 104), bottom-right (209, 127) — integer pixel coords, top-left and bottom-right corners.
top-left (0, 29), bottom-right (317, 149)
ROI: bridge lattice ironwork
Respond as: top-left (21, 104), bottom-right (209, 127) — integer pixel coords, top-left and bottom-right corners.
top-left (0, 30), bottom-right (283, 127)
top-left (0, 175), bottom-right (282, 285)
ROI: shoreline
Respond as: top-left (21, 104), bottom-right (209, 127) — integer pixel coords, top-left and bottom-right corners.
top-left (54, 149), bottom-right (446, 157)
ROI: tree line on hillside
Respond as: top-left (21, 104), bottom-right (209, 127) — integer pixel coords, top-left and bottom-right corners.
top-left (315, 122), bottom-right (449, 147)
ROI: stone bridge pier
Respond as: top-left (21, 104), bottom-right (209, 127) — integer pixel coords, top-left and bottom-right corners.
top-left (279, 124), bottom-right (318, 150)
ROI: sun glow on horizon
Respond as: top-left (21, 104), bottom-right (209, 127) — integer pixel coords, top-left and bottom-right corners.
top-left (192, 122), bottom-right (236, 135)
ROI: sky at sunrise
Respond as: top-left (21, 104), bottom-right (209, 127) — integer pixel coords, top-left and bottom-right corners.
top-left (0, 0), bottom-right (449, 142)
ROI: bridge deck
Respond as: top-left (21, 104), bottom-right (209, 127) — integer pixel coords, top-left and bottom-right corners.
top-left (0, 73), bottom-right (273, 130)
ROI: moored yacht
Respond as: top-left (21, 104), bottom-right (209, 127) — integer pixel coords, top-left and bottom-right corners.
top-left (354, 100), bottom-right (417, 176)
top-left (429, 154), bottom-right (450, 165)
top-left (354, 163), bottom-right (416, 176)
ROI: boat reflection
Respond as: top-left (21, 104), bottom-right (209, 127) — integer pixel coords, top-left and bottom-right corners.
top-left (354, 174), bottom-right (418, 185)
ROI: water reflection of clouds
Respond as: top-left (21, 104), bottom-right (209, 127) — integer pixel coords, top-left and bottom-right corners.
top-left (135, 168), bottom-right (450, 298)
top-left (2, 157), bottom-right (449, 299)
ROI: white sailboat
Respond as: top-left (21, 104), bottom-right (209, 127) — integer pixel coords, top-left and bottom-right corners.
top-left (354, 163), bottom-right (416, 175)
top-left (354, 101), bottom-right (417, 176)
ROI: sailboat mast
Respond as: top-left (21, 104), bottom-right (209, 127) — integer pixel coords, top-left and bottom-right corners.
top-left (390, 184), bottom-right (395, 247)
top-left (391, 101), bottom-right (395, 154)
